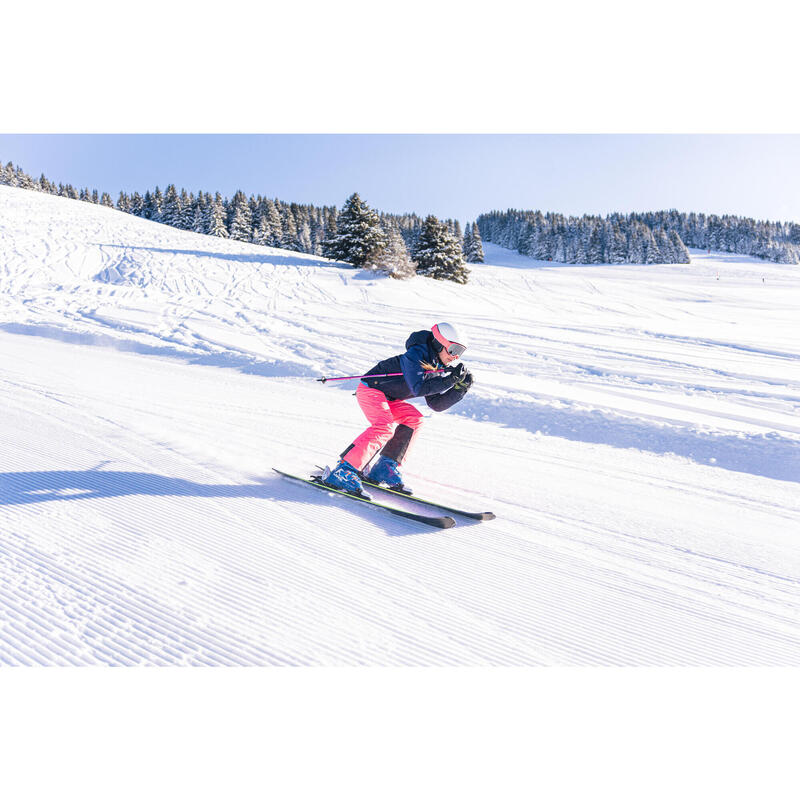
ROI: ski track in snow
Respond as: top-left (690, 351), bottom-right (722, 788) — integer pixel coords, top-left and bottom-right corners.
top-left (1, 185), bottom-right (800, 666)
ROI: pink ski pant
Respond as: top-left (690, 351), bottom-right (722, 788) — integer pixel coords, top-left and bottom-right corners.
top-left (342, 383), bottom-right (424, 471)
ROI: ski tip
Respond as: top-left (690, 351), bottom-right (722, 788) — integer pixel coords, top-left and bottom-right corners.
top-left (479, 512), bottom-right (496, 521)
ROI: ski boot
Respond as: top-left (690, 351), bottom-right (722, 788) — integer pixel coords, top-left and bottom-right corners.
top-left (366, 456), bottom-right (412, 494)
top-left (318, 460), bottom-right (370, 499)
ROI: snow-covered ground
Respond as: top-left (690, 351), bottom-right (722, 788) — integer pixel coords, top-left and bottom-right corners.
top-left (1, 184), bottom-right (799, 665)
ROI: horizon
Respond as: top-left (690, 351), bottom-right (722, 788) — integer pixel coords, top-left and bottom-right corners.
top-left (2, 134), bottom-right (800, 227)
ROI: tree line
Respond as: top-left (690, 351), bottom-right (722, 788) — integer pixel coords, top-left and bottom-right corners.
top-left (9, 154), bottom-right (797, 273)
top-left (1, 159), bottom-right (485, 282)
top-left (477, 208), bottom-right (800, 265)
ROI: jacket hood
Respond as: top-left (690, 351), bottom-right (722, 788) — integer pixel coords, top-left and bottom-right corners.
top-left (405, 329), bottom-right (436, 355)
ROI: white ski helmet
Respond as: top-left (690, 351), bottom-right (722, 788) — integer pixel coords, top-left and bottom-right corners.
top-left (431, 322), bottom-right (467, 358)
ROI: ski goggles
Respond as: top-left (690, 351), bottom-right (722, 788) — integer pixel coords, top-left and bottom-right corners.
top-left (445, 341), bottom-right (467, 358)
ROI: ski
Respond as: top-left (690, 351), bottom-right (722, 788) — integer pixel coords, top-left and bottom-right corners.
top-left (273, 469), bottom-right (456, 529)
top-left (313, 465), bottom-right (495, 521)
top-left (362, 479), bottom-right (496, 521)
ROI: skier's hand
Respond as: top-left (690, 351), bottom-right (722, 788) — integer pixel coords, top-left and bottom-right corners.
top-left (453, 366), bottom-right (473, 393)
top-left (449, 362), bottom-right (468, 380)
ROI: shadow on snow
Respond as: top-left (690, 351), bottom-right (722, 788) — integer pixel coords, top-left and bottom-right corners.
top-left (0, 468), bottom-right (463, 535)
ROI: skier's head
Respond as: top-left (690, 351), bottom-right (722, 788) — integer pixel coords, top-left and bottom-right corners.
top-left (431, 323), bottom-right (467, 361)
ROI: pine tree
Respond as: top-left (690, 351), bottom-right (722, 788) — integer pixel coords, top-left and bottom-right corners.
top-left (309, 212), bottom-right (324, 255)
top-left (322, 193), bottom-right (387, 268)
top-left (364, 220), bottom-right (416, 278)
top-left (643, 227), bottom-right (661, 264)
top-left (264, 200), bottom-right (283, 246)
top-left (179, 189), bottom-right (193, 230)
top-left (587, 224), bottom-right (604, 263)
top-left (17, 166), bottom-right (33, 189)
top-left (464, 222), bottom-right (485, 263)
top-left (280, 206), bottom-right (298, 250)
top-left (148, 187), bottom-right (164, 222)
top-left (205, 193), bottom-right (229, 238)
top-left (162, 184), bottom-right (182, 227)
top-left (191, 194), bottom-right (207, 234)
top-left (228, 190), bottom-right (253, 242)
top-left (669, 230), bottom-right (691, 263)
top-left (652, 229), bottom-right (671, 263)
top-left (607, 224), bottom-right (627, 263)
top-left (627, 223), bottom-right (648, 263)
top-left (129, 192), bottom-right (144, 216)
top-left (297, 220), bottom-right (313, 253)
top-left (412, 215), bottom-right (470, 283)
top-left (251, 215), bottom-right (271, 246)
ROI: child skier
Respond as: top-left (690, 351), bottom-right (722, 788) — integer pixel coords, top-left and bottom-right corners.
top-left (320, 322), bottom-right (473, 496)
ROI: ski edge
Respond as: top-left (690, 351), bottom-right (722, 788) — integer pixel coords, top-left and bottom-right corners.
top-left (273, 469), bottom-right (457, 529)
top-left (364, 480), bottom-right (497, 521)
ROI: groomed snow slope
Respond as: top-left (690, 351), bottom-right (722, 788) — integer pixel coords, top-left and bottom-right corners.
top-left (1, 185), bottom-right (799, 665)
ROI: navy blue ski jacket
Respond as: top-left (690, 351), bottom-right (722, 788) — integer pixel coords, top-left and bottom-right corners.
top-left (360, 330), bottom-right (469, 412)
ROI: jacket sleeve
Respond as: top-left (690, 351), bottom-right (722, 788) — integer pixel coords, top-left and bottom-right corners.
top-left (400, 347), bottom-right (457, 396)
top-left (425, 385), bottom-right (467, 412)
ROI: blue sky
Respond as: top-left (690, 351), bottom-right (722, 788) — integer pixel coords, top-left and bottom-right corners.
top-left (2, 134), bottom-right (800, 225)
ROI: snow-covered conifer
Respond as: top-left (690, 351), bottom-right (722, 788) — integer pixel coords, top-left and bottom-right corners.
top-left (191, 197), bottom-right (207, 234)
top-left (179, 189), bottom-right (193, 230)
top-left (587, 225), bottom-right (604, 263)
top-left (129, 192), bottom-right (143, 216)
top-left (412, 215), bottom-right (470, 283)
top-left (322, 193), bottom-right (387, 268)
top-left (162, 184), bottom-right (182, 227)
top-left (264, 200), bottom-right (283, 246)
top-left (669, 230), bottom-right (690, 263)
top-left (147, 187), bottom-right (164, 222)
top-left (205, 193), bottom-right (229, 238)
top-left (16, 166), bottom-right (33, 189)
top-left (251, 216), bottom-right (271, 246)
top-left (280, 206), bottom-right (299, 250)
top-left (364, 220), bottom-right (416, 278)
top-left (607, 225), bottom-right (627, 263)
top-left (297, 220), bottom-right (313, 253)
top-left (464, 222), bottom-right (485, 263)
top-left (228, 190), bottom-right (253, 242)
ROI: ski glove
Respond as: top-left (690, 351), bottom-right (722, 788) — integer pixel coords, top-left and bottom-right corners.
top-left (449, 363), bottom-right (469, 380)
top-left (451, 364), bottom-right (473, 393)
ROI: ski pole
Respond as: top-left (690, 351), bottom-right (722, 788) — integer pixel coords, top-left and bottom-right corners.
top-left (316, 370), bottom-right (448, 384)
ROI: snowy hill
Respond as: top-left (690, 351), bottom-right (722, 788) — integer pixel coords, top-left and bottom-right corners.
top-left (1, 184), bottom-right (799, 665)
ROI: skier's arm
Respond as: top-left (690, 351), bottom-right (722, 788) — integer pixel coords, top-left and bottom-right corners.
top-left (425, 366), bottom-right (473, 412)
